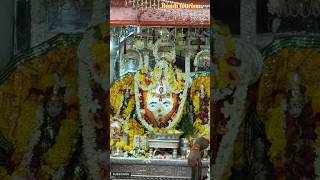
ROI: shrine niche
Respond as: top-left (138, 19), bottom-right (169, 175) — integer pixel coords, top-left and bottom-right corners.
top-left (134, 37), bottom-right (191, 131)
top-left (0, 35), bottom-right (82, 179)
top-left (48, 0), bottom-right (93, 33)
top-left (257, 36), bottom-right (320, 180)
top-left (110, 26), bottom-right (210, 151)
top-left (108, 0), bottom-right (211, 179)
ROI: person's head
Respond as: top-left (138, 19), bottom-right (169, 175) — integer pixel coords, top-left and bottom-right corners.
top-left (288, 95), bottom-right (305, 118)
top-left (45, 87), bottom-right (65, 118)
top-left (46, 96), bottom-right (64, 118)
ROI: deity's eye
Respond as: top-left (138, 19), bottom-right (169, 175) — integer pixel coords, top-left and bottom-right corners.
top-left (163, 101), bottom-right (171, 107)
top-left (149, 102), bottom-right (157, 108)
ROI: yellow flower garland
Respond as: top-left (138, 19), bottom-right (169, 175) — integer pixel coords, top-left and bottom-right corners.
top-left (137, 67), bottom-right (161, 89)
top-left (3, 118), bottom-right (80, 179)
top-left (89, 23), bottom-right (108, 78)
top-left (127, 119), bottom-right (144, 147)
top-left (192, 118), bottom-right (207, 138)
top-left (191, 76), bottom-right (210, 115)
top-left (190, 76), bottom-right (210, 140)
top-left (258, 48), bottom-right (320, 116)
top-left (167, 67), bottom-right (185, 92)
top-left (0, 46), bottom-right (79, 179)
top-left (193, 97), bottom-right (200, 114)
top-left (11, 100), bottom-right (38, 164)
top-left (212, 22), bottom-right (239, 90)
top-left (265, 107), bottom-right (286, 166)
top-left (257, 48), bottom-right (320, 170)
top-left (40, 119), bottom-right (80, 178)
top-left (90, 42), bottom-right (108, 77)
top-left (123, 145), bottom-right (133, 152)
top-left (123, 98), bottom-right (135, 117)
top-left (110, 75), bottom-right (135, 117)
top-left (115, 141), bottom-right (125, 149)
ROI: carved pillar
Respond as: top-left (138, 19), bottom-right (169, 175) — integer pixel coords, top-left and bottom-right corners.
top-left (185, 52), bottom-right (191, 73)
top-left (143, 50), bottom-right (149, 67)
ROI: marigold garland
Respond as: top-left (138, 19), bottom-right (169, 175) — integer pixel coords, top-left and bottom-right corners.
top-left (190, 76), bottom-right (210, 140)
top-left (191, 76), bottom-right (210, 97)
top-left (258, 48), bottom-right (320, 116)
top-left (137, 67), bottom-right (161, 90)
top-left (265, 107), bottom-right (286, 166)
top-left (166, 67), bottom-right (185, 93)
top-left (90, 42), bottom-right (108, 77)
top-left (126, 119), bottom-right (144, 147)
top-left (191, 76), bottom-right (210, 116)
top-left (257, 47), bottom-right (320, 179)
top-left (39, 118), bottom-right (79, 178)
top-left (10, 100), bottom-right (38, 164)
top-left (110, 75), bottom-right (135, 117)
top-left (123, 98), bottom-right (135, 117)
top-left (193, 97), bottom-right (200, 114)
top-left (0, 46), bottom-right (79, 179)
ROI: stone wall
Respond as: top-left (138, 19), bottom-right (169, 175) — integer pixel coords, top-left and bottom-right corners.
top-left (0, 0), bottom-right (14, 70)
top-left (30, 0), bottom-right (106, 47)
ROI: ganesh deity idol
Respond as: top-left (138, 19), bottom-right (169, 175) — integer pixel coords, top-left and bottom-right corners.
top-left (142, 82), bottom-right (179, 128)
top-left (134, 37), bottom-right (192, 132)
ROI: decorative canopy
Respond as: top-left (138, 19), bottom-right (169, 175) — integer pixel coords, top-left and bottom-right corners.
top-left (110, 0), bottom-right (210, 27)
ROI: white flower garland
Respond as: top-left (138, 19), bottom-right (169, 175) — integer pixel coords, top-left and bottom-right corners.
top-left (212, 38), bottom-right (262, 179)
top-left (211, 88), bottom-right (233, 101)
top-left (194, 49), bottom-right (210, 68)
top-left (211, 80), bottom-right (248, 180)
top-left (78, 30), bottom-right (100, 180)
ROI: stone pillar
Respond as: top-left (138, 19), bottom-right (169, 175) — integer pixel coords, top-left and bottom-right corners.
top-left (144, 52), bottom-right (149, 67)
top-left (185, 52), bottom-right (190, 73)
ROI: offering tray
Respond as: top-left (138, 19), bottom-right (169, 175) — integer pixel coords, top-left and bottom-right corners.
top-left (148, 139), bottom-right (179, 149)
top-left (149, 129), bottom-right (183, 140)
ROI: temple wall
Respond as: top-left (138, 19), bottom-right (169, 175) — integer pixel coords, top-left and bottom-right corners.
top-left (0, 0), bottom-right (14, 70)
top-left (30, 0), bottom-right (106, 47)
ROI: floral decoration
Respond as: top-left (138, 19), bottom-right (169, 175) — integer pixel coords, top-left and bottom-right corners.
top-left (258, 47), bottom-right (320, 179)
top-left (0, 46), bottom-right (80, 179)
top-left (110, 74), bottom-right (135, 118)
top-left (265, 107), bottom-right (286, 165)
top-left (134, 61), bottom-right (190, 131)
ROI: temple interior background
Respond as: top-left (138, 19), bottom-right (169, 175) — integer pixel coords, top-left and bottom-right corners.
top-left (0, 0), bottom-right (320, 180)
